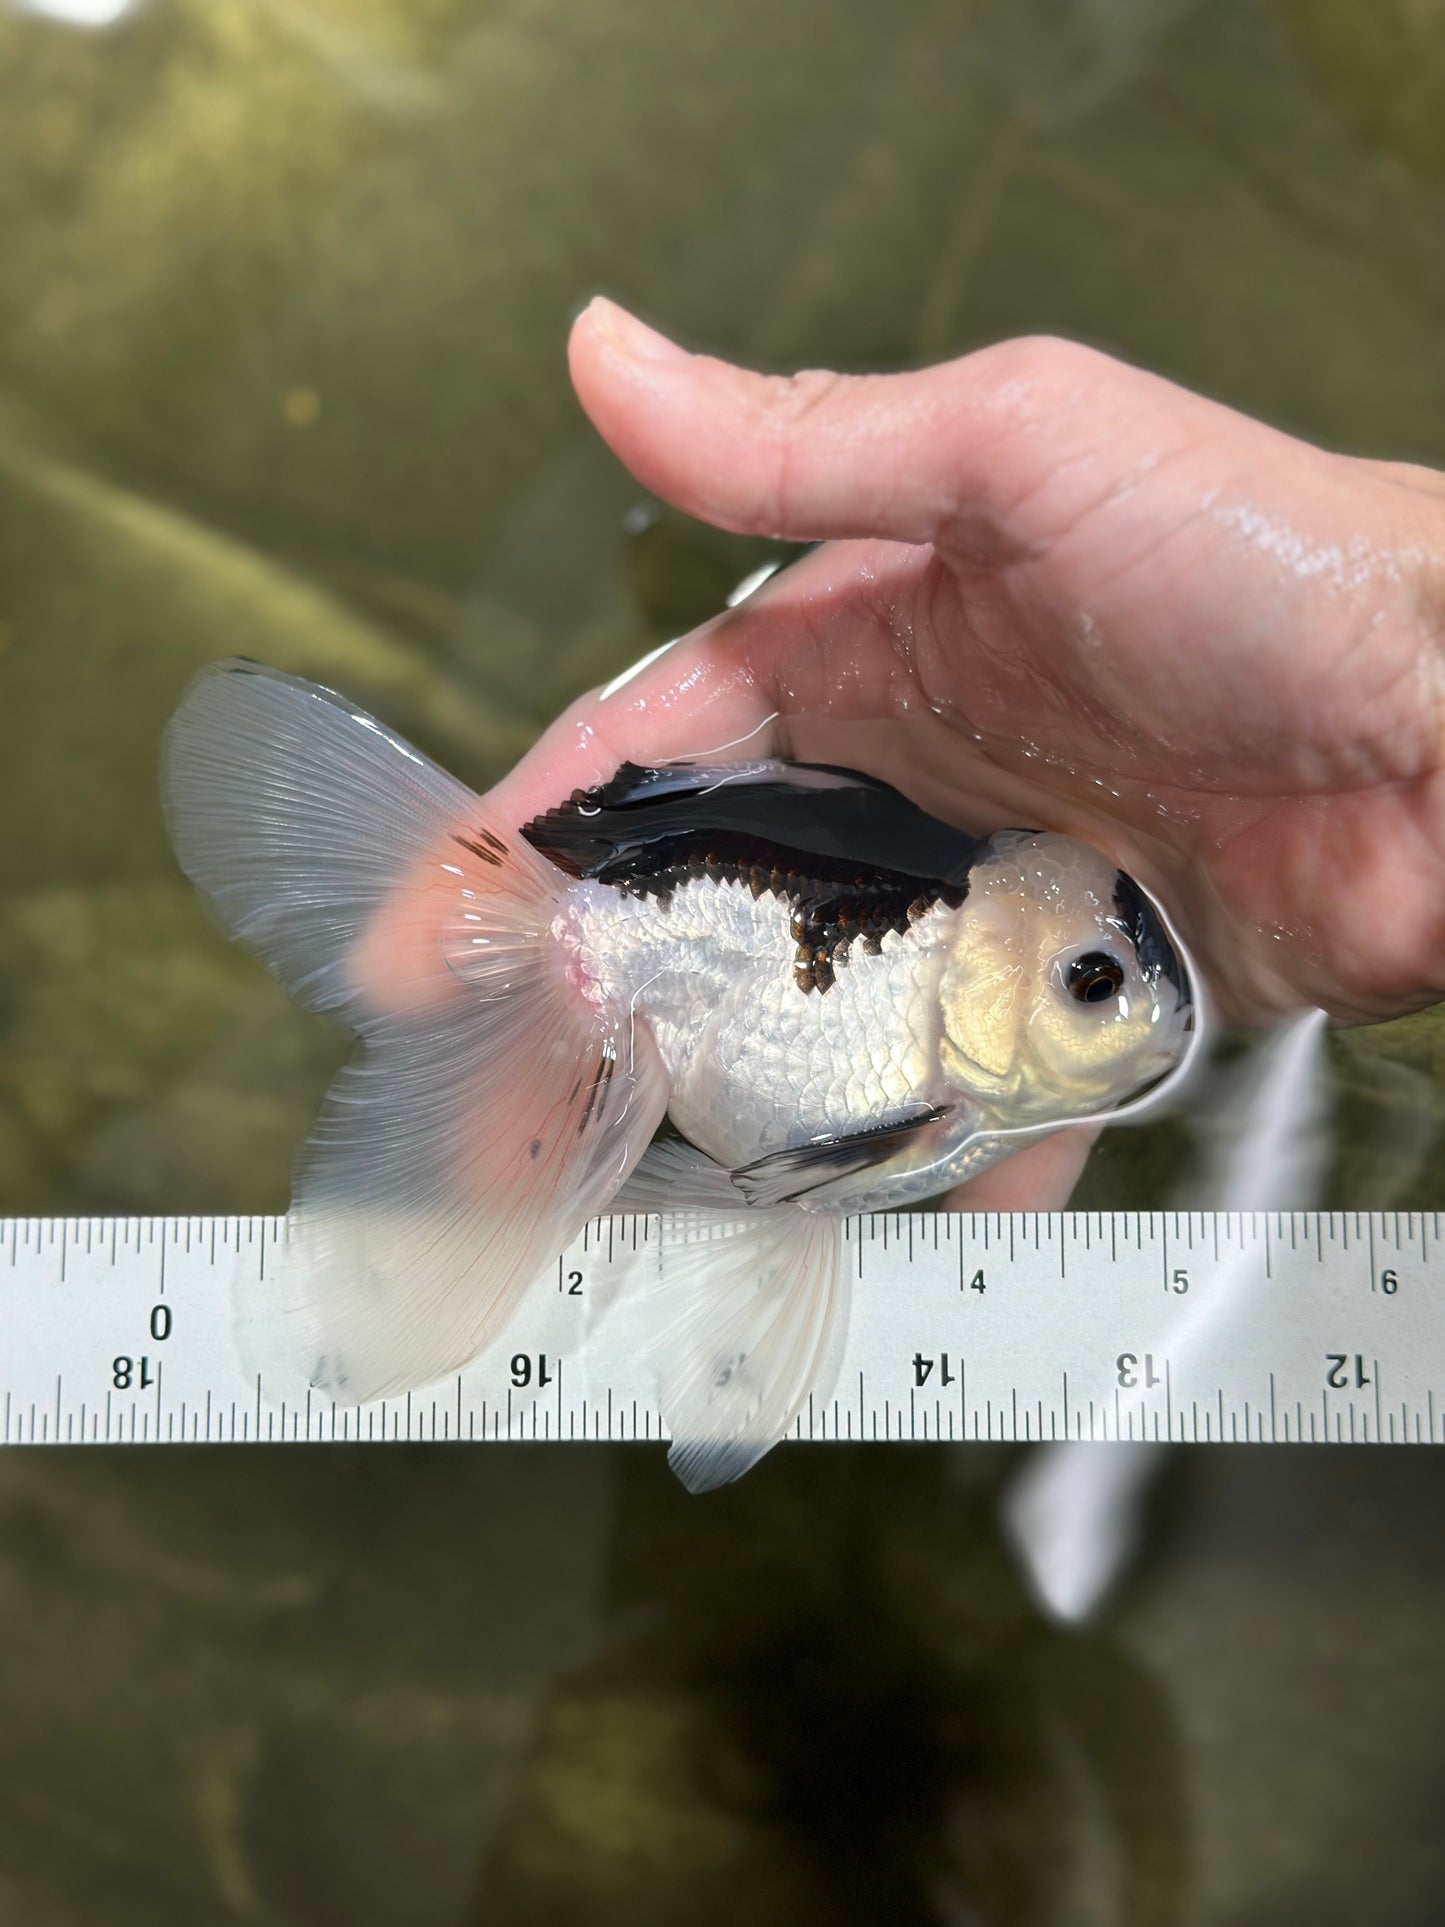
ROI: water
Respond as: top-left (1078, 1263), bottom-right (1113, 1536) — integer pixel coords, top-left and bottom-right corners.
top-left (1, 0), bottom-right (1444, 1919)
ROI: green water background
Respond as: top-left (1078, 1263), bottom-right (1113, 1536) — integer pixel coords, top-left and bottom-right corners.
top-left (1, 0), bottom-right (1443, 1920)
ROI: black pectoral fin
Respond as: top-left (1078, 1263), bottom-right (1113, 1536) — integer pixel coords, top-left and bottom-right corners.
top-left (730, 1105), bottom-right (951, 1207)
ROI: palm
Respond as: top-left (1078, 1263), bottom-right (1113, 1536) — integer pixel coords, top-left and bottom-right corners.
top-left (908, 380), bottom-right (1445, 1022)
top-left (499, 311), bottom-right (1445, 1031)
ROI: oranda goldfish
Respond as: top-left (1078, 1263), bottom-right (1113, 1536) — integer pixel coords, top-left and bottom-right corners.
top-left (163, 661), bottom-right (1199, 1489)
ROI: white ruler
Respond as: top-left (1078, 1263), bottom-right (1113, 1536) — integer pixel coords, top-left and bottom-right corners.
top-left (0, 1213), bottom-right (1440, 1448)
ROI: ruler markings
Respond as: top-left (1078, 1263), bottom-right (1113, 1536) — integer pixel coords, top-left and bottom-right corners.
top-left (2, 1213), bottom-right (1442, 1447)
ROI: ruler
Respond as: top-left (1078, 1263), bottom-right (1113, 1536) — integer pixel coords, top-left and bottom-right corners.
top-left (1, 1213), bottom-right (1441, 1448)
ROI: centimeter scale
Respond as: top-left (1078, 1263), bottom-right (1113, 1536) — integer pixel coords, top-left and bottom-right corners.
top-left (0, 1212), bottom-right (1440, 1450)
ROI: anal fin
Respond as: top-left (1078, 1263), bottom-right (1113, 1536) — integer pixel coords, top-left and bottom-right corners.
top-left (624, 1144), bottom-right (845, 1493)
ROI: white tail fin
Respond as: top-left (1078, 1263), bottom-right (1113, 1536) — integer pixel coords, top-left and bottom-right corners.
top-left (163, 660), bottom-right (668, 1400)
top-left (619, 1142), bottom-right (846, 1492)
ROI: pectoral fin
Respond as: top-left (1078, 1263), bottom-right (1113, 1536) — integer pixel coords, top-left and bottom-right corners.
top-left (729, 1105), bottom-right (951, 1207)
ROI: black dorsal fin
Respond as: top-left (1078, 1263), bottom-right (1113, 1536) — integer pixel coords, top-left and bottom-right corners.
top-left (521, 758), bottom-right (985, 891)
top-left (520, 759), bottom-right (986, 992)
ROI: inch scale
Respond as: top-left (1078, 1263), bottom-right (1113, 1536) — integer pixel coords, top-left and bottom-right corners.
top-left (1, 1212), bottom-right (1441, 1449)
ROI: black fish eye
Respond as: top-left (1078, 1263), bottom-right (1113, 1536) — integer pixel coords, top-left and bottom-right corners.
top-left (1067, 952), bottom-right (1126, 1005)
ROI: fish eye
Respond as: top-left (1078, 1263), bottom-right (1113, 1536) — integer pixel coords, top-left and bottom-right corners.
top-left (1067, 951), bottom-right (1126, 1005)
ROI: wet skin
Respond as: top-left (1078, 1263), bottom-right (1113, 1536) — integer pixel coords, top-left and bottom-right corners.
top-left (362, 301), bottom-right (1445, 1208)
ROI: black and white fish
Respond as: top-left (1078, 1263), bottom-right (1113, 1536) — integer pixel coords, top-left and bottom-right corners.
top-left (163, 661), bottom-right (1200, 1490)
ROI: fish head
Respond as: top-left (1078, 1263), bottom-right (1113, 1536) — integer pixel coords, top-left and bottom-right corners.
top-left (937, 831), bottom-right (1194, 1124)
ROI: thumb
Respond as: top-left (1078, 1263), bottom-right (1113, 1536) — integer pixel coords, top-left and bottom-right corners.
top-left (568, 297), bottom-right (1158, 557)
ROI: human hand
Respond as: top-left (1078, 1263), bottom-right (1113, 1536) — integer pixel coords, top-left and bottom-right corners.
top-left (500, 300), bottom-right (1445, 1013)
top-left (488, 301), bottom-right (1445, 1202)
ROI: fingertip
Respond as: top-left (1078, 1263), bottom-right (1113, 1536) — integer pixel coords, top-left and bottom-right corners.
top-left (570, 296), bottom-right (692, 373)
top-left (566, 296), bottom-right (612, 395)
top-left (567, 299), bottom-right (756, 533)
top-left (568, 298), bottom-right (698, 470)
top-left (567, 294), bottom-right (620, 366)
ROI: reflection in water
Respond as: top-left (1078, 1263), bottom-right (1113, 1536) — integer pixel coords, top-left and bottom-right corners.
top-left (1005, 1010), bottom-right (1333, 1625)
top-left (1184, 1008), bottom-right (1333, 1215)
top-left (1006, 1445), bottom-right (1169, 1633)
top-left (472, 1454), bottom-right (1188, 1927)
top-left (8, 0), bottom-right (141, 23)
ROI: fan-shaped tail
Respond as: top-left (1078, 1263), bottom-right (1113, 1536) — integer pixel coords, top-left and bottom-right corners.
top-left (164, 660), bottom-right (668, 1400)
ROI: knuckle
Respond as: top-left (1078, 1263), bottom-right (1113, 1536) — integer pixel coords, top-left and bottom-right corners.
top-left (754, 368), bottom-right (850, 531)
top-left (759, 366), bottom-right (848, 430)
top-left (967, 333), bottom-right (1115, 419)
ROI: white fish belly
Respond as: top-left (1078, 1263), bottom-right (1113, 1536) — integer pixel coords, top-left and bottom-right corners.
top-left (564, 876), bottom-right (954, 1170)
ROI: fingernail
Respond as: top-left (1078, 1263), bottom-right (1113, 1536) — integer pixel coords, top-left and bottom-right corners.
top-left (583, 295), bottom-right (690, 364)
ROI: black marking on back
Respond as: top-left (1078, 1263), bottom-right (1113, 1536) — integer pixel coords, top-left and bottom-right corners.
top-left (1111, 871), bottom-right (1185, 994)
top-left (522, 761), bottom-right (985, 993)
top-left (730, 1104), bottom-right (952, 1206)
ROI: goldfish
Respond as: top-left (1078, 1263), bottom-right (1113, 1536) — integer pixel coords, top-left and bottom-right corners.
top-left (163, 660), bottom-right (1200, 1489)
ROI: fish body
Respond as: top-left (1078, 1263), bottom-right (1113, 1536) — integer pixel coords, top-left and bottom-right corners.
top-left (565, 870), bottom-right (955, 1185)
top-left (163, 663), bottom-right (1199, 1490)
top-left (523, 759), bottom-right (1193, 1214)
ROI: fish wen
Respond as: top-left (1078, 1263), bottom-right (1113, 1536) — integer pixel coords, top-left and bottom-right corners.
top-left (162, 661), bottom-right (1201, 1491)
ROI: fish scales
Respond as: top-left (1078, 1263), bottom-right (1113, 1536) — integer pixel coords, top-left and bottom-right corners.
top-left (565, 874), bottom-right (954, 1170)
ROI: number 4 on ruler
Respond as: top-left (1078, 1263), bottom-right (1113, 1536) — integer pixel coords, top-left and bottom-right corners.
top-left (913, 1353), bottom-right (958, 1388)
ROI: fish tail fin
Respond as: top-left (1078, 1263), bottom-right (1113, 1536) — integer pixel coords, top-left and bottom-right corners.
top-left (620, 1143), bottom-right (846, 1492)
top-left (163, 659), bottom-right (668, 1400)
